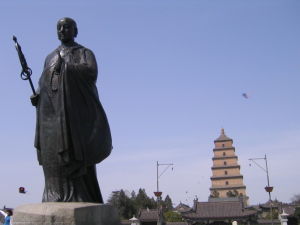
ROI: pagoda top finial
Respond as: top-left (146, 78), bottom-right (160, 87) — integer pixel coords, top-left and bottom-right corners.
top-left (214, 128), bottom-right (232, 142)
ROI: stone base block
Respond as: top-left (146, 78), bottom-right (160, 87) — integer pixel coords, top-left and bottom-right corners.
top-left (12, 202), bottom-right (121, 225)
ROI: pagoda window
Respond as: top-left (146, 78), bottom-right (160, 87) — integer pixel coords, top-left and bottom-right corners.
top-left (222, 144), bottom-right (225, 147)
top-left (226, 181), bottom-right (229, 185)
top-left (225, 171), bottom-right (228, 175)
top-left (223, 152), bottom-right (226, 156)
top-left (224, 161), bottom-right (227, 166)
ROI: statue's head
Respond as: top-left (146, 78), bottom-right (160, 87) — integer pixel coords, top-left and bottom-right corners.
top-left (57, 17), bottom-right (78, 44)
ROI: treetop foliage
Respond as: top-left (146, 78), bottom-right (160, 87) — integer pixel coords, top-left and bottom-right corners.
top-left (107, 188), bottom-right (174, 220)
top-left (291, 194), bottom-right (300, 204)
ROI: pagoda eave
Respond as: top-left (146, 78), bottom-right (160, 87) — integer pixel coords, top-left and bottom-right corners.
top-left (210, 185), bottom-right (246, 191)
top-left (214, 139), bottom-right (233, 143)
top-left (210, 175), bottom-right (243, 180)
top-left (211, 165), bottom-right (240, 170)
top-left (213, 147), bottom-right (235, 152)
top-left (212, 156), bottom-right (238, 160)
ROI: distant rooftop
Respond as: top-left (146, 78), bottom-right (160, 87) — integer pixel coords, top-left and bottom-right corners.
top-left (174, 202), bottom-right (191, 213)
top-left (182, 201), bottom-right (256, 220)
top-left (138, 208), bottom-right (159, 222)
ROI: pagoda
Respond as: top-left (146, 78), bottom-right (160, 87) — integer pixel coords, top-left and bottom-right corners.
top-left (209, 129), bottom-right (248, 204)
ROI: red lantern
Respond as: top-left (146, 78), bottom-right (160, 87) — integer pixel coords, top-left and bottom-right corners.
top-left (265, 186), bottom-right (273, 193)
top-left (154, 191), bottom-right (162, 197)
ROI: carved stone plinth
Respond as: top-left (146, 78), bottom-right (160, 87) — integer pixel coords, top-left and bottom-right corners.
top-left (12, 202), bottom-right (120, 225)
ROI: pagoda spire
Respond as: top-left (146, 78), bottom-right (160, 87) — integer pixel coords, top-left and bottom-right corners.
top-left (214, 128), bottom-right (232, 142)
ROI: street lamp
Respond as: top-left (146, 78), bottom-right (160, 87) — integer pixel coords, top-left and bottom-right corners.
top-left (154, 161), bottom-right (174, 225)
top-left (249, 154), bottom-right (273, 225)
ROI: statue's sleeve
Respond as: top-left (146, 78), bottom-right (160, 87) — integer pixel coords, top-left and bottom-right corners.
top-left (60, 48), bottom-right (107, 164)
top-left (64, 48), bottom-right (98, 83)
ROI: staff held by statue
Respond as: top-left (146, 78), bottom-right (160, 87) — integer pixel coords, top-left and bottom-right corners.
top-left (12, 36), bottom-right (36, 96)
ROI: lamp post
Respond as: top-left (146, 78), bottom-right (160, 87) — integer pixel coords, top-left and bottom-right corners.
top-left (154, 161), bottom-right (174, 225)
top-left (249, 154), bottom-right (273, 225)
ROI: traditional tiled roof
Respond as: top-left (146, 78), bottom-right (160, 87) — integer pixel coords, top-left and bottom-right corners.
top-left (166, 222), bottom-right (188, 225)
top-left (182, 201), bottom-right (256, 220)
top-left (254, 201), bottom-right (299, 216)
top-left (208, 197), bottom-right (246, 203)
top-left (257, 219), bottom-right (281, 225)
top-left (214, 129), bottom-right (233, 142)
top-left (259, 200), bottom-right (280, 209)
top-left (139, 208), bottom-right (159, 222)
top-left (174, 203), bottom-right (191, 213)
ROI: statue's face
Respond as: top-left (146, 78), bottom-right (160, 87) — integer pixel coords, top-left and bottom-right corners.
top-left (57, 19), bottom-right (76, 43)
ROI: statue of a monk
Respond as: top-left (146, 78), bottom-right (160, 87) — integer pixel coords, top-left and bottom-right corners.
top-left (30, 17), bottom-right (112, 203)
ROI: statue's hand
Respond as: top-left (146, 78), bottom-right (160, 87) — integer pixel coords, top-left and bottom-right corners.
top-left (30, 94), bottom-right (39, 107)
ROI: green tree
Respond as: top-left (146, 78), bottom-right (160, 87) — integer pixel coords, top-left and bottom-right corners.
top-left (119, 190), bottom-right (136, 219)
top-left (226, 190), bottom-right (239, 197)
top-left (226, 191), bottom-right (234, 197)
top-left (131, 190), bottom-right (136, 199)
top-left (163, 195), bottom-right (173, 211)
top-left (107, 188), bottom-right (176, 219)
top-left (233, 190), bottom-right (239, 197)
top-left (293, 206), bottom-right (300, 224)
top-left (264, 211), bottom-right (278, 220)
top-left (107, 191), bottom-right (121, 208)
top-left (135, 188), bottom-right (156, 209)
top-left (150, 197), bottom-right (157, 207)
top-left (210, 190), bottom-right (219, 198)
top-left (107, 189), bottom-right (136, 219)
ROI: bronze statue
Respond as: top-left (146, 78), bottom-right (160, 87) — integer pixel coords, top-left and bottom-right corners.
top-left (30, 17), bottom-right (112, 203)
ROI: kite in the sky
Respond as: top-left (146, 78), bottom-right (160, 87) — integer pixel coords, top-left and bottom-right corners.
top-left (242, 93), bottom-right (249, 99)
top-left (19, 187), bottom-right (26, 194)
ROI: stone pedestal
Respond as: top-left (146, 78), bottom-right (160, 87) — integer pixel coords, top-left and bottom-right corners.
top-left (12, 202), bottom-right (121, 225)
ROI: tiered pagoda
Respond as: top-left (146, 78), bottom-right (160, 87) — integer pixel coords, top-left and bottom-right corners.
top-left (209, 129), bottom-right (248, 204)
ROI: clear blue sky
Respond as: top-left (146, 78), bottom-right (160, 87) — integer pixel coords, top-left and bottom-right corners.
top-left (0, 0), bottom-right (300, 208)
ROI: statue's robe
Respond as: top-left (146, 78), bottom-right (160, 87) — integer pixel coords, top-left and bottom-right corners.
top-left (34, 43), bottom-right (112, 203)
